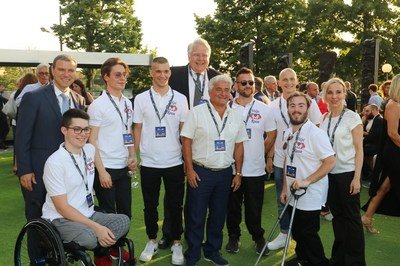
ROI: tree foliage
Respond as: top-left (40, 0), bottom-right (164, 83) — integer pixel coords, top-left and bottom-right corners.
top-left (195, 0), bottom-right (400, 91)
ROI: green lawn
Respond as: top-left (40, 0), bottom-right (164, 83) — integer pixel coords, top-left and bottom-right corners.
top-left (1, 150), bottom-right (399, 265)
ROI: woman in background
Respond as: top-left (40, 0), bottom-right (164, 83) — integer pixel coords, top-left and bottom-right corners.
top-left (71, 79), bottom-right (94, 108)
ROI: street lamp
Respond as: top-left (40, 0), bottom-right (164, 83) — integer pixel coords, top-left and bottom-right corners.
top-left (382, 63), bottom-right (392, 80)
top-left (40, 6), bottom-right (63, 51)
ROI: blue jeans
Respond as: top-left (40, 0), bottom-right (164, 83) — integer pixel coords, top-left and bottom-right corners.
top-left (274, 166), bottom-right (289, 233)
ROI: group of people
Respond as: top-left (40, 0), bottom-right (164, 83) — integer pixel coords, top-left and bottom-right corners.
top-left (7, 36), bottom-right (399, 266)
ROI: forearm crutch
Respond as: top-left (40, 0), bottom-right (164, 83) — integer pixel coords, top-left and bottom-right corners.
top-left (255, 191), bottom-right (294, 265)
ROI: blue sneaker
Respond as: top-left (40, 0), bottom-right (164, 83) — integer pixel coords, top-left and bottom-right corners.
top-left (204, 252), bottom-right (229, 266)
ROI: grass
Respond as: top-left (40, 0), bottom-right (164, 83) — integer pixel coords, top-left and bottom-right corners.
top-left (1, 149), bottom-right (399, 265)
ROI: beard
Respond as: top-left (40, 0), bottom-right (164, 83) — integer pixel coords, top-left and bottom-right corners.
top-left (289, 111), bottom-right (308, 125)
top-left (367, 114), bottom-right (374, 120)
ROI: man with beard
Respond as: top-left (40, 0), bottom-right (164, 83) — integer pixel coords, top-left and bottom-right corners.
top-left (281, 92), bottom-right (335, 265)
top-left (225, 67), bottom-right (276, 255)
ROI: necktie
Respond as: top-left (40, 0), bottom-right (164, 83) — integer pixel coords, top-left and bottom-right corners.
top-left (61, 94), bottom-right (70, 114)
top-left (193, 73), bottom-right (202, 106)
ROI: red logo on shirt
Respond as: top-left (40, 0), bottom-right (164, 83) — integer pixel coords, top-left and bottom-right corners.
top-left (169, 103), bottom-right (178, 113)
top-left (250, 113), bottom-right (262, 121)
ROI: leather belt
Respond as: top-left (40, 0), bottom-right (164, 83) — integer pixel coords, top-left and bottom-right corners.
top-left (193, 161), bottom-right (226, 172)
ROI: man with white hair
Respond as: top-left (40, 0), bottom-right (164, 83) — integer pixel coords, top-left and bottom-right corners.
top-left (16, 63), bottom-right (50, 106)
top-left (263, 75), bottom-right (280, 101)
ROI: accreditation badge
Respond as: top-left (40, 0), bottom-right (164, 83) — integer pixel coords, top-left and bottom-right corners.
top-left (86, 193), bottom-right (94, 207)
top-left (123, 133), bottom-right (134, 146)
top-left (214, 140), bottom-right (226, 152)
top-left (286, 165), bottom-right (297, 178)
top-left (246, 128), bottom-right (252, 139)
top-left (155, 126), bottom-right (166, 138)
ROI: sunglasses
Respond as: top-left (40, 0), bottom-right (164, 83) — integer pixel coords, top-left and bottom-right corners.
top-left (283, 134), bottom-right (294, 150)
top-left (112, 72), bottom-right (128, 79)
top-left (236, 80), bottom-right (254, 86)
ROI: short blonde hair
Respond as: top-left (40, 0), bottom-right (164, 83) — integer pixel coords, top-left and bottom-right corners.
top-left (322, 77), bottom-right (346, 102)
top-left (389, 74), bottom-right (400, 102)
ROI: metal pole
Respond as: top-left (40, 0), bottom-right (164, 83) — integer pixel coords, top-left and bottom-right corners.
top-left (59, 6), bottom-right (63, 51)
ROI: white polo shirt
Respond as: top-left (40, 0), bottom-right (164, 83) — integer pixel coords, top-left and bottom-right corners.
top-left (42, 143), bottom-right (96, 221)
top-left (231, 99), bottom-right (276, 176)
top-left (181, 102), bottom-right (248, 169)
top-left (270, 95), bottom-right (322, 168)
top-left (133, 87), bottom-right (189, 168)
top-left (88, 91), bottom-right (133, 168)
top-left (319, 110), bottom-right (362, 174)
top-left (283, 121), bottom-right (335, 211)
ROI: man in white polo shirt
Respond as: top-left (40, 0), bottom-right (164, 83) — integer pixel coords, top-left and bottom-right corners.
top-left (88, 58), bottom-right (137, 218)
top-left (42, 109), bottom-right (130, 265)
top-left (181, 74), bottom-right (248, 266)
top-left (225, 67), bottom-right (277, 256)
top-left (281, 92), bottom-right (335, 265)
top-left (133, 57), bottom-right (188, 265)
top-left (267, 68), bottom-right (322, 250)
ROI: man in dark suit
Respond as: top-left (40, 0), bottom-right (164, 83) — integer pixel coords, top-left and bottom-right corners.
top-left (15, 54), bottom-right (85, 257)
top-left (345, 81), bottom-right (358, 112)
top-left (158, 38), bottom-right (221, 249)
top-left (169, 38), bottom-right (221, 109)
top-left (362, 104), bottom-right (383, 182)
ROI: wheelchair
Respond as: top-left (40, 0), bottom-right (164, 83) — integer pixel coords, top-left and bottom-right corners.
top-left (14, 218), bottom-right (136, 265)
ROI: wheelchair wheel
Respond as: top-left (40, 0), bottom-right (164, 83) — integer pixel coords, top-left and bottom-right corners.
top-left (14, 218), bottom-right (67, 266)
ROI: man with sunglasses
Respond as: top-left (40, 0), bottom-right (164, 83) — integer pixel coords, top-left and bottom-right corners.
top-left (15, 63), bottom-right (51, 106)
top-left (280, 92), bottom-right (334, 265)
top-left (267, 68), bottom-right (322, 251)
top-left (225, 67), bottom-right (276, 256)
top-left (42, 109), bottom-right (130, 265)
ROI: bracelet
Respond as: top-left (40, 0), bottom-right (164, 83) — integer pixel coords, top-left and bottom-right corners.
top-left (267, 156), bottom-right (273, 159)
top-left (235, 173), bottom-right (242, 176)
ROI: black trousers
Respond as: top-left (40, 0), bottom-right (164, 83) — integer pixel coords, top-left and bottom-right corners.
top-left (94, 167), bottom-right (132, 218)
top-left (328, 172), bottom-right (366, 266)
top-left (141, 164), bottom-right (185, 240)
top-left (288, 206), bottom-right (330, 266)
top-left (226, 175), bottom-right (265, 241)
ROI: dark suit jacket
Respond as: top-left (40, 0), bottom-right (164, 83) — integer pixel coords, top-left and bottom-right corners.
top-left (363, 114), bottom-right (384, 155)
top-left (346, 90), bottom-right (357, 112)
top-left (169, 64), bottom-right (221, 108)
top-left (16, 83), bottom-right (85, 178)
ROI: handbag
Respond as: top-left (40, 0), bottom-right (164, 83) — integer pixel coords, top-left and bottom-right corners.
top-left (2, 91), bottom-right (17, 119)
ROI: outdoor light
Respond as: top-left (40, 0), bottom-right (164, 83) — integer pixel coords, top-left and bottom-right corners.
top-left (382, 63), bottom-right (392, 80)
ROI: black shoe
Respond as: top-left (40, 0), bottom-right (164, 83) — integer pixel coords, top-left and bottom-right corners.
top-left (158, 236), bottom-right (172, 249)
top-left (225, 237), bottom-right (239, 253)
top-left (255, 238), bottom-right (269, 256)
top-left (204, 253), bottom-right (229, 266)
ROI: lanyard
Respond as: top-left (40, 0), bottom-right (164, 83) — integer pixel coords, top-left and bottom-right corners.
top-left (206, 101), bottom-right (228, 139)
top-left (105, 91), bottom-right (129, 131)
top-left (286, 122), bottom-right (305, 165)
top-left (244, 100), bottom-right (255, 126)
top-left (279, 97), bottom-right (290, 128)
top-left (149, 88), bottom-right (175, 125)
top-left (63, 145), bottom-right (89, 193)
top-left (189, 68), bottom-right (206, 96)
top-left (327, 108), bottom-right (346, 146)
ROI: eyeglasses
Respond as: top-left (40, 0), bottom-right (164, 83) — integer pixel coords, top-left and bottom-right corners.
top-left (283, 134), bottom-right (294, 150)
top-left (67, 127), bottom-right (91, 134)
top-left (236, 80), bottom-right (254, 86)
top-left (112, 72), bottom-right (128, 79)
top-left (38, 72), bottom-right (49, 76)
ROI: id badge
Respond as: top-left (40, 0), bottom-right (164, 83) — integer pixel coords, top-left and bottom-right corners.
top-left (246, 128), bottom-right (252, 139)
top-left (198, 99), bottom-right (207, 105)
top-left (155, 126), bottom-right (166, 138)
top-left (86, 193), bottom-right (94, 207)
top-left (214, 140), bottom-right (226, 152)
top-left (286, 165), bottom-right (297, 178)
top-left (123, 133), bottom-right (134, 146)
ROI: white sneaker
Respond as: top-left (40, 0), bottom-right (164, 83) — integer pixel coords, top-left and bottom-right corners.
top-left (171, 243), bottom-right (184, 265)
top-left (267, 232), bottom-right (288, 250)
top-left (139, 240), bottom-right (158, 262)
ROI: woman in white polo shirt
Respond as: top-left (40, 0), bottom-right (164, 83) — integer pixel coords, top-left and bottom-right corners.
top-left (319, 78), bottom-right (365, 266)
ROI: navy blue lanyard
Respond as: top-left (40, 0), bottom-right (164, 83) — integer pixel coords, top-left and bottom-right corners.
top-left (105, 91), bottom-right (129, 131)
top-left (286, 122), bottom-right (305, 165)
top-left (327, 108), bottom-right (346, 146)
top-left (63, 145), bottom-right (89, 193)
top-left (279, 97), bottom-right (290, 128)
top-left (244, 100), bottom-right (255, 126)
top-left (206, 101), bottom-right (228, 139)
top-left (149, 89), bottom-right (175, 125)
top-left (189, 68), bottom-right (206, 96)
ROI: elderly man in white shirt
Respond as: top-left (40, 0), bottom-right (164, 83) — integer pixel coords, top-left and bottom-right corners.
top-left (181, 74), bottom-right (248, 266)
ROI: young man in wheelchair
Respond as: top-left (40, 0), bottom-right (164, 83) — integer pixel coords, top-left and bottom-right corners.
top-left (41, 109), bottom-right (132, 265)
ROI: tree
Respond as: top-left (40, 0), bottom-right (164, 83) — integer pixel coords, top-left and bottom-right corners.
top-left (52, 0), bottom-right (145, 89)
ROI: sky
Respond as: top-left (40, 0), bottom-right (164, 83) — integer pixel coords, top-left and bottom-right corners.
top-left (0, 0), bottom-right (217, 66)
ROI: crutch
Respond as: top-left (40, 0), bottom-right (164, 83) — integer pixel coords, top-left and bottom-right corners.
top-left (254, 187), bottom-right (307, 266)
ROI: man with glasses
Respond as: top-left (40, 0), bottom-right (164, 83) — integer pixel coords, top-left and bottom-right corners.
top-left (225, 67), bottom-right (276, 256)
top-left (15, 63), bottom-right (51, 106)
top-left (41, 109), bottom-right (130, 265)
top-left (16, 54), bottom-right (86, 259)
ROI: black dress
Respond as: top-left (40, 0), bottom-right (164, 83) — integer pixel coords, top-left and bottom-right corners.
top-left (362, 119), bottom-right (400, 216)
